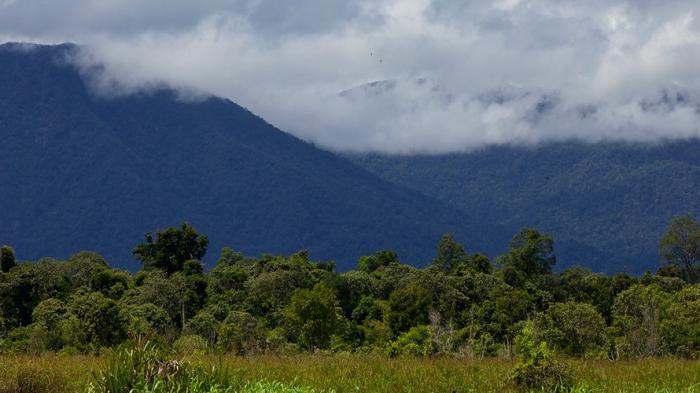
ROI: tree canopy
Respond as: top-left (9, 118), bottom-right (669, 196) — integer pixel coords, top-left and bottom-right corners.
top-left (133, 223), bottom-right (209, 275)
top-left (0, 218), bottom-right (698, 359)
top-left (660, 215), bottom-right (700, 282)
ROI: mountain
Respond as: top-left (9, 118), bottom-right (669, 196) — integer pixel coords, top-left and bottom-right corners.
top-left (347, 141), bottom-right (700, 274)
top-left (0, 43), bottom-right (512, 271)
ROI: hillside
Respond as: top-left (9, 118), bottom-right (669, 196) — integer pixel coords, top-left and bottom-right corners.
top-left (348, 141), bottom-right (700, 273)
top-left (0, 42), bottom-right (507, 270)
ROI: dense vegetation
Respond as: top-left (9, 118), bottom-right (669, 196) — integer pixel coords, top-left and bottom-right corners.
top-left (0, 42), bottom-right (505, 271)
top-left (348, 139), bottom-right (700, 274)
top-left (1, 216), bottom-right (697, 364)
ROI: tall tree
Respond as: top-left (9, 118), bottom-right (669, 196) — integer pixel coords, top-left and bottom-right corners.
top-left (133, 223), bottom-right (208, 275)
top-left (659, 215), bottom-right (700, 282)
top-left (357, 250), bottom-right (398, 273)
top-left (500, 229), bottom-right (556, 277)
top-left (0, 246), bottom-right (16, 273)
top-left (431, 234), bottom-right (468, 272)
top-left (284, 284), bottom-right (340, 350)
top-left (612, 284), bottom-right (670, 358)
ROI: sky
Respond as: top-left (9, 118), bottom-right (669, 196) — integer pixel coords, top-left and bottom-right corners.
top-left (1, 0), bottom-right (699, 153)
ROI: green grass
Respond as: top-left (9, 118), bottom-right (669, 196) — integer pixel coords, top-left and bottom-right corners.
top-left (0, 354), bottom-right (697, 393)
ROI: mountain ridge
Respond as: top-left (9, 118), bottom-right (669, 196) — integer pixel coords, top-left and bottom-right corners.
top-left (0, 42), bottom-right (507, 270)
top-left (347, 139), bottom-right (700, 274)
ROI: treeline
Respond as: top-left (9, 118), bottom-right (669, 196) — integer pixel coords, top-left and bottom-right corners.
top-left (0, 216), bottom-right (698, 359)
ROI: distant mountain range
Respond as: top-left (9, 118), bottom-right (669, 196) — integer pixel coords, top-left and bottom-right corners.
top-left (0, 42), bottom-right (508, 271)
top-left (2, 43), bottom-right (697, 274)
top-left (336, 77), bottom-right (697, 130)
top-left (347, 141), bottom-right (700, 273)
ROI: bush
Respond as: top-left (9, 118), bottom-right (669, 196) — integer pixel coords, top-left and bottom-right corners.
top-left (186, 311), bottom-right (219, 348)
top-left (89, 341), bottom-right (231, 393)
top-left (0, 364), bottom-right (67, 393)
top-left (533, 302), bottom-right (608, 358)
top-left (218, 311), bottom-right (264, 354)
top-left (510, 322), bottom-right (574, 392)
top-left (89, 341), bottom-right (321, 393)
top-left (386, 325), bottom-right (434, 357)
top-left (455, 330), bottom-right (499, 358)
top-left (173, 334), bottom-right (209, 356)
top-left (0, 327), bottom-right (30, 354)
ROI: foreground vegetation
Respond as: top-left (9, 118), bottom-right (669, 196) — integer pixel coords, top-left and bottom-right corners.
top-left (0, 350), bottom-right (697, 393)
top-left (0, 216), bottom-right (698, 390)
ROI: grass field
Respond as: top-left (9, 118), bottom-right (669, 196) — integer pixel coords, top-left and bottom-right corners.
top-left (0, 354), bottom-right (697, 393)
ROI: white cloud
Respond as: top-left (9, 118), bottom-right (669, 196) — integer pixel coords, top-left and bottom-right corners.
top-left (1, 0), bottom-right (699, 153)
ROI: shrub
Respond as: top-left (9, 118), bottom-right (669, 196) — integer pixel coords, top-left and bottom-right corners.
top-left (0, 364), bottom-right (67, 393)
top-left (89, 341), bottom-right (231, 393)
top-left (218, 311), bottom-right (264, 354)
top-left (510, 322), bottom-right (574, 392)
top-left (186, 311), bottom-right (219, 347)
top-left (455, 330), bottom-right (499, 359)
top-left (89, 341), bottom-right (321, 393)
top-left (173, 334), bottom-right (209, 356)
top-left (0, 327), bottom-right (30, 354)
top-left (533, 302), bottom-right (608, 358)
top-left (386, 325), bottom-right (433, 357)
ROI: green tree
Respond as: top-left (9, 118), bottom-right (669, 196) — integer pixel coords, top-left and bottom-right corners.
top-left (187, 311), bottom-right (219, 347)
top-left (215, 247), bottom-right (245, 268)
top-left (246, 269), bottom-right (312, 319)
top-left (351, 296), bottom-right (383, 322)
top-left (0, 245), bottom-right (16, 273)
top-left (386, 325), bottom-right (433, 357)
top-left (63, 291), bottom-right (126, 349)
top-left (432, 234), bottom-right (468, 272)
top-left (121, 271), bottom-right (180, 323)
top-left (218, 311), bottom-right (264, 354)
top-left (388, 283), bottom-right (432, 334)
top-left (533, 302), bottom-right (608, 357)
top-left (336, 270), bottom-right (376, 317)
top-left (500, 229), bottom-right (556, 278)
top-left (612, 284), bottom-right (670, 358)
top-left (284, 283), bottom-right (339, 350)
top-left (63, 252), bottom-right (109, 289)
top-left (171, 271), bottom-right (208, 329)
top-left (662, 285), bottom-right (699, 358)
top-left (511, 321), bottom-right (574, 392)
top-left (491, 286), bottom-right (533, 344)
top-left (465, 253), bottom-right (492, 274)
top-left (660, 215), bottom-right (700, 282)
top-left (556, 268), bottom-right (616, 320)
top-left (31, 298), bottom-right (67, 350)
top-left (133, 223), bottom-right (208, 275)
top-left (208, 264), bottom-right (247, 296)
top-left (357, 250), bottom-right (398, 273)
top-left (122, 303), bottom-right (171, 341)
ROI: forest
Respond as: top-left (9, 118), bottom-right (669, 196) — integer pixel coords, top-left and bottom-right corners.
top-left (0, 216), bottom-right (698, 392)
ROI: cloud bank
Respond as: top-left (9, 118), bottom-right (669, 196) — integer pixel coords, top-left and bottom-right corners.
top-left (1, 0), bottom-right (700, 153)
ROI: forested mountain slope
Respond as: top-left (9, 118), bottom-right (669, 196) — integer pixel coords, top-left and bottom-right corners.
top-left (348, 141), bottom-right (700, 273)
top-left (0, 43), bottom-right (507, 270)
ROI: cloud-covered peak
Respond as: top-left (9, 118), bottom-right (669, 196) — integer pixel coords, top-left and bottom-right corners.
top-left (1, 0), bottom-right (699, 153)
